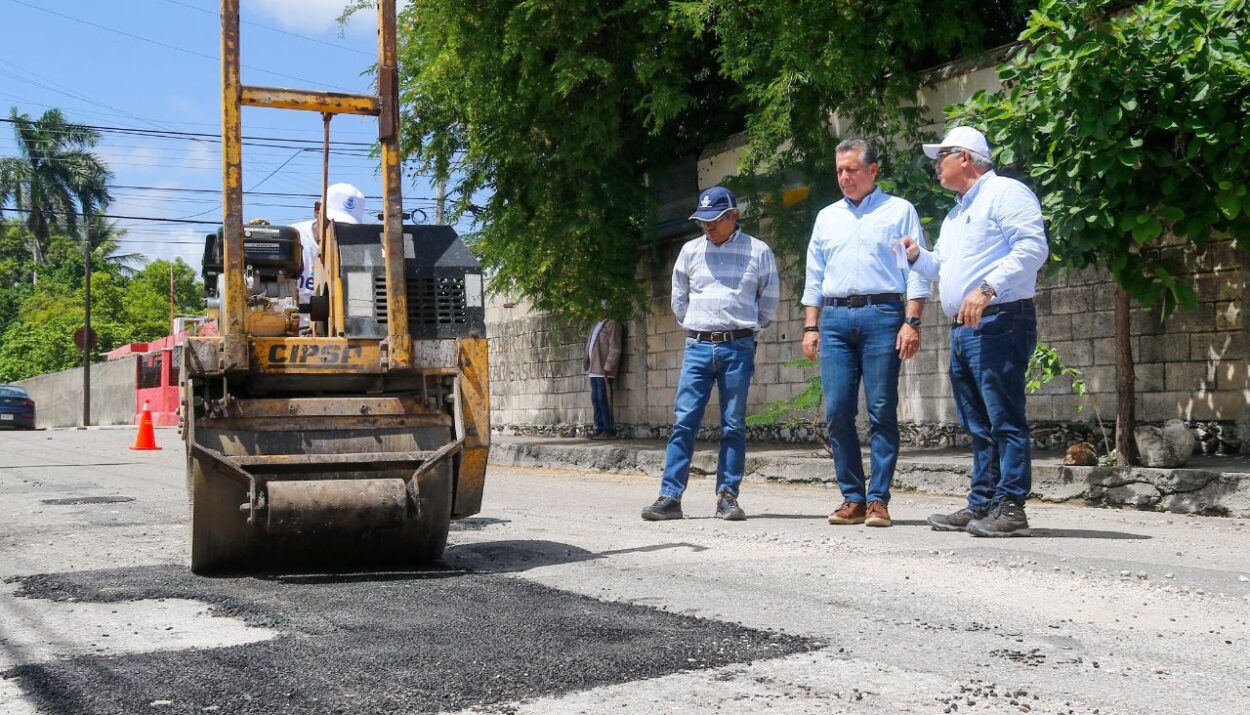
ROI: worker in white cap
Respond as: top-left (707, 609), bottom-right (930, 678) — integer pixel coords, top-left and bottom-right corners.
top-left (291, 183), bottom-right (367, 307)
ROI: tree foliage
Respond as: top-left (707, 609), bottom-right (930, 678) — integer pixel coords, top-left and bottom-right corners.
top-left (0, 219), bottom-right (204, 382)
top-left (0, 108), bottom-right (112, 265)
top-left (373, 0), bottom-right (1031, 319)
top-left (953, 0), bottom-right (1250, 313)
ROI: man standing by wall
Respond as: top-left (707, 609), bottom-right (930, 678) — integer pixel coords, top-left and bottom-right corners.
top-left (642, 186), bottom-right (779, 522)
top-left (904, 126), bottom-right (1049, 537)
top-left (585, 308), bottom-right (622, 439)
top-left (801, 138), bottom-right (931, 529)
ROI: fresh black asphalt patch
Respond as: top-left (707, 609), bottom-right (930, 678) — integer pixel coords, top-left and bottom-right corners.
top-left (3, 555), bottom-right (816, 714)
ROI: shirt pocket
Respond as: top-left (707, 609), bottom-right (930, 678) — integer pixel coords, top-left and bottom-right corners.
top-left (961, 216), bottom-right (1001, 256)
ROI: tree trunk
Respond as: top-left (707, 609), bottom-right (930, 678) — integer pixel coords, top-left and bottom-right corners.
top-left (1114, 285), bottom-right (1136, 466)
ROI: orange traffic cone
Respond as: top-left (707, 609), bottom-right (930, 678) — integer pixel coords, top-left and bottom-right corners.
top-left (131, 402), bottom-right (161, 451)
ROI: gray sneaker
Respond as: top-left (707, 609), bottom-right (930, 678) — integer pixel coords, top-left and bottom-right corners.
top-left (642, 496), bottom-right (683, 521)
top-left (966, 500), bottom-right (1030, 537)
top-left (927, 507), bottom-right (987, 532)
top-left (715, 492), bottom-right (746, 521)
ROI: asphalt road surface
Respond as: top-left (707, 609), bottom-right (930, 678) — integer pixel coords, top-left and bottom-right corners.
top-left (1, 429), bottom-right (1248, 714)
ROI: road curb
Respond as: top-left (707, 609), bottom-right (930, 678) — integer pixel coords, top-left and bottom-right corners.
top-left (490, 438), bottom-right (1250, 518)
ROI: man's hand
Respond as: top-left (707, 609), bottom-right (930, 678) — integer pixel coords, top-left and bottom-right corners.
top-left (901, 235), bottom-right (920, 263)
top-left (802, 329), bottom-right (820, 362)
top-left (896, 323), bottom-right (920, 360)
top-left (956, 289), bottom-right (993, 328)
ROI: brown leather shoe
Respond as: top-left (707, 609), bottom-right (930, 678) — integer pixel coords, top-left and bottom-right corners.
top-left (865, 500), bottom-right (892, 527)
top-left (827, 500), bottom-right (866, 525)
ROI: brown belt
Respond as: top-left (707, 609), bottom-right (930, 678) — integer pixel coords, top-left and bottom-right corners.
top-left (686, 328), bottom-right (755, 343)
top-left (823, 293), bottom-right (902, 308)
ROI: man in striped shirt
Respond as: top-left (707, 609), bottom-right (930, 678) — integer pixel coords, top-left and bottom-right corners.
top-left (642, 186), bottom-right (780, 522)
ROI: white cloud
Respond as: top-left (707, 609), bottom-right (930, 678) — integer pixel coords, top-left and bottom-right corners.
top-left (108, 182), bottom-right (209, 276)
top-left (248, 0), bottom-right (381, 35)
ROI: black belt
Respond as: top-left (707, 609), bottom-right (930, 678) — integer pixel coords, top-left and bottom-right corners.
top-left (981, 298), bottom-right (1035, 317)
top-left (824, 293), bottom-right (902, 308)
top-left (686, 328), bottom-right (755, 343)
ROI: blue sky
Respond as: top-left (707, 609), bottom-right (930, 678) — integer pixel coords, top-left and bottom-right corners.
top-left (0, 0), bottom-right (452, 272)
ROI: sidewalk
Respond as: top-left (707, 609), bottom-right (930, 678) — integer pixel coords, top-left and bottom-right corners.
top-left (490, 435), bottom-right (1250, 518)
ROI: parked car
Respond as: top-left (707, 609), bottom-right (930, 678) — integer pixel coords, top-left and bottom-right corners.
top-left (0, 385), bottom-right (35, 429)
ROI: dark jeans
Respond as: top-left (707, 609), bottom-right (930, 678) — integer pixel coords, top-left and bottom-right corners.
top-left (659, 336), bottom-right (756, 499)
top-left (819, 300), bottom-right (904, 504)
top-left (949, 304), bottom-right (1038, 509)
top-left (589, 376), bottom-right (614, 434)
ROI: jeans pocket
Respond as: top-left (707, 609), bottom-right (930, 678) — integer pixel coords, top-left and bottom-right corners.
top-left (871, 302), bottom-right (903, 316)
top-left (975, 312), bottom-right (1012, 337)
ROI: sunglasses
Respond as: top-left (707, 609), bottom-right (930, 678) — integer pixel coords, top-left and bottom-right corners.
top-left (694, 215), bottom-right (732, 230)
top-left (934, 147), bottom-right (963, 163)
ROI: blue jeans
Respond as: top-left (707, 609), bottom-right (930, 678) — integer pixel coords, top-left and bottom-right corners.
top-left (819, 301), bottom-right (903, 504)
top-left (659, 336), bottom-right (756, 499)
top-left (589, 376), bottom-right (614, 434)
top-left (949, 304), bottom-right (1037, 510)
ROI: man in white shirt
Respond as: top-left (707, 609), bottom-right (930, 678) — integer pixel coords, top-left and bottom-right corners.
top-left (291, 183), bottom-right (367, 308)
top-left (904, 126), bottom-right (1049, 537)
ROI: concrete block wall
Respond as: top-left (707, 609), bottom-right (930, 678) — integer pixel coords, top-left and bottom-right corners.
top-left (487, 235), bottom-right (1249, 444)
top-left (16, 357), bottom-right (139, 429)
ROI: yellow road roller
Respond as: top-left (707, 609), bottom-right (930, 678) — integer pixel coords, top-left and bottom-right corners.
top-left (182, 0), bottom-right (488, 573)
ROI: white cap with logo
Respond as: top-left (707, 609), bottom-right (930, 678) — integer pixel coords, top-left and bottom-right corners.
top-left (922, 126), bottom-right (992, 160)
top-left (325, 183), bottom-right (366, 224)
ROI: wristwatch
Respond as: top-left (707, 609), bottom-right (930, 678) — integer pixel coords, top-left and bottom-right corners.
top-left (904, 317), bottom-right (922, 331)
top-left (979, 280), bottom-right (997, 297)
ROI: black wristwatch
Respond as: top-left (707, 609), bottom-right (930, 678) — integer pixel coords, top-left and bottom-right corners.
top-left (904, 317), bottom-right (922, 331)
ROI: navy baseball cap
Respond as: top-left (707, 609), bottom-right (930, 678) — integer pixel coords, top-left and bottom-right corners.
top-left (689, 186), bottom-right (738, 222)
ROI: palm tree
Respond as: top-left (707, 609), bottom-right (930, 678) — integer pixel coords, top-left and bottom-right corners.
top-left (0, 108), bottom-right (111, 267)
top-left (88, 216), bottom-right (143, 276)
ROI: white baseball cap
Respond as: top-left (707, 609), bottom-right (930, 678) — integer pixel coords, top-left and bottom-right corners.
top-left (325, 183), bottom-right (366, 224)
top-left (922, 126), bottom-right (991, 160)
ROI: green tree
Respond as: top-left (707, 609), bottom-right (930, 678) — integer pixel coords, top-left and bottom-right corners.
top-left (42, 216), bottom-right (144, 280)
top-left (953, 0), bottom-right (1250, 463)
top-left (121, 259), bottom-right (206, 336)
top-left (0, 108), bottom-right (112, 267)
top-left (347, 0), bottom-right (1031, 320)
top-left (675, 1), bottom-right (1030, 276)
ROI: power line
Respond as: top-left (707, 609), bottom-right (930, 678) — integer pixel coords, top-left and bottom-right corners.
top-left (3, 206), bottom-right (223, 225)
top-left (0, 92), bottom-right (381, 137)
top-left (111, 185), bottom-right (440, 201)
top-left (154, 0), bottom-right (375, 58)
top-left (0, 61), bottom-right (188, 135)
top-left (169, 148), bottom-right (305, 220)
top-left (0, 117), bottom-right (377, 150)
top-left (5, 0), bottom-right (358, 93)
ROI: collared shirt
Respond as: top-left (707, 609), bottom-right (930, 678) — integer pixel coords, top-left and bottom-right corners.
top-left (800, 187), bottom-right (932, 307)
top-left (587, 319), bottom-right (607, 377)
top-left (672, 228), bottom-right (780, 332)
top-left (292, 219), bottom-right (317, 304)
top-left (911, 170), bottom-right (1050, 317)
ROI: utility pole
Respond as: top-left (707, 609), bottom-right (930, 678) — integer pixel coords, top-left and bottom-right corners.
top-left (169, 263), bottom-right (176, 335)
top-left (81, 207), bottom-right (92, 428)
top-left (435, 179), bottom-right (446, 225)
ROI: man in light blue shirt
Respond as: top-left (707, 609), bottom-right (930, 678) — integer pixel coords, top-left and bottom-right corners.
top-left (642, 185), bottom-right (779, 522)
top-left (801, 138), bottom-right (931, 529)
top-left (904, 126), bottom-right (1049, 537)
